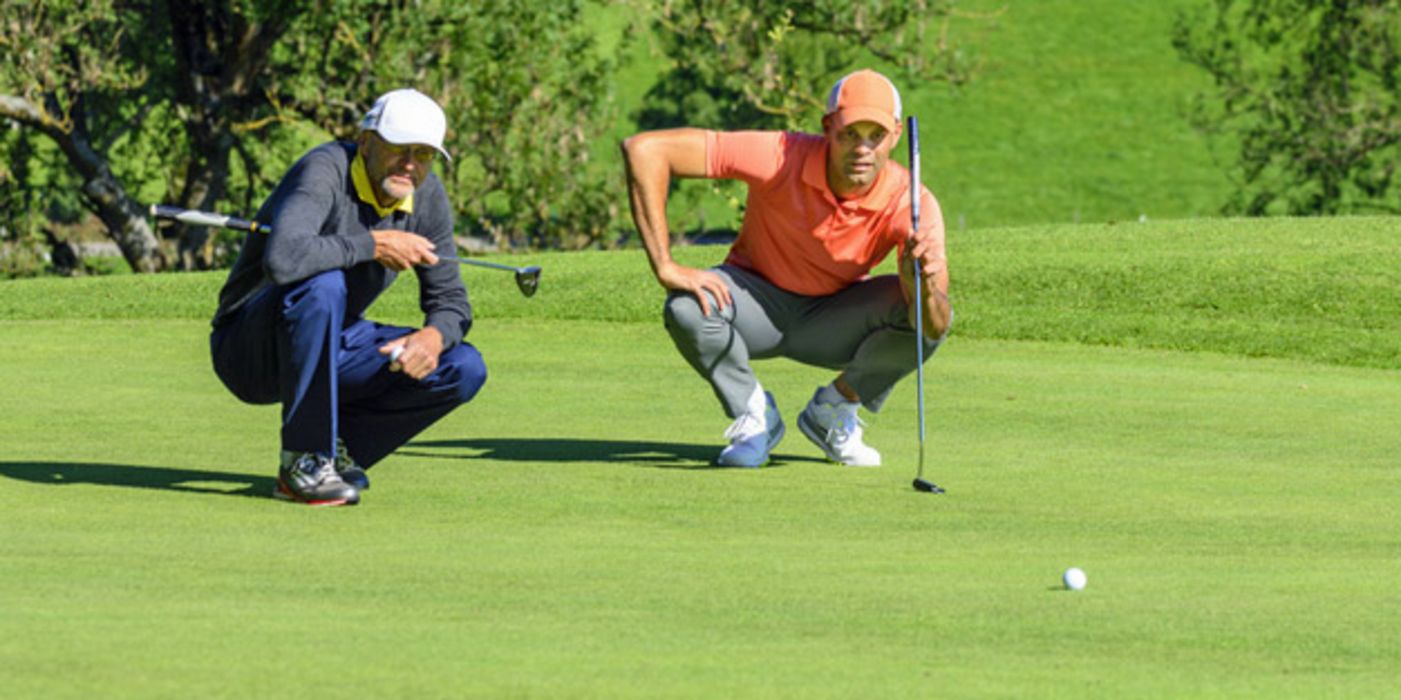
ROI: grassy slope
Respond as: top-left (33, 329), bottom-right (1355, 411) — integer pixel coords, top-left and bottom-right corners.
top-left (593, 0), bottom-right (1230, 232)
top-left (2, 317), bottom-right (1398, 697)
top-left (6, 217), bottom-right (1399, 369)
top-left (920, 0), bottom-right (1231, 229)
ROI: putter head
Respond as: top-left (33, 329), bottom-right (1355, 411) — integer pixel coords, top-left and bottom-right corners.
top-left (912, 478), bottom-right (945, 494)
top-left (515, 266), bottom-right (542, 297)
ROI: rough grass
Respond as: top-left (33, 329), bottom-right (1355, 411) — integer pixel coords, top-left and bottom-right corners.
top-left (6, 216), bottom-right (1399, 369)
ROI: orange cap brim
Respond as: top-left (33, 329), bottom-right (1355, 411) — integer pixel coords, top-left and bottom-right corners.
top-left (828, 107), bottom-right (899, 133)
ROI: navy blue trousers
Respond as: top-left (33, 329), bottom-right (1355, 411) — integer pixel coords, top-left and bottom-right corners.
top-left (210, 270), bottom-right (486, 468)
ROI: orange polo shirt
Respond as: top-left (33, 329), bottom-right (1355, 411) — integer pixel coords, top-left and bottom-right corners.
top-left (706, 130), bottom-right (943, 297)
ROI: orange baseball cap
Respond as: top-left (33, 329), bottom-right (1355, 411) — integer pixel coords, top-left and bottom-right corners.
top-left (824, 69), bottom-right (902, 132)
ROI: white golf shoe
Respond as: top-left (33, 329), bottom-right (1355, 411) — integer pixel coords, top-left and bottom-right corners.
top-left (716, 391), bottom-right (785, 468)
top-left (798, 388), bottom-right (882, 467)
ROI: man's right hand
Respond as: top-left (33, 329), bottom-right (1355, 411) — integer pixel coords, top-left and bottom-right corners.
top-left (658, 261), bottom-right (732, 317)
top-left (372, 229), bottom-right (438, 271)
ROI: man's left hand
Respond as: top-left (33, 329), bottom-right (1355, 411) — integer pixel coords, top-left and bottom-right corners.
top-left (903, 226), bottom-right (944, 280)
top-left (380, 326), bottom-right (444, 380)
top-left (900, 231), bottom-right (951, 339)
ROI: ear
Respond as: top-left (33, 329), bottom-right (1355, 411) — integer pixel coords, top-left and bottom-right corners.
top-left (821, 113), bottom-right (835, 134)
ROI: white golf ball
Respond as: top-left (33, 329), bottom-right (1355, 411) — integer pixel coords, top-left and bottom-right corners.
top-left (1063, 567), bottom-right (1087, 591)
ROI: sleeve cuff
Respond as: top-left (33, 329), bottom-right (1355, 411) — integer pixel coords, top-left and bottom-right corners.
top-left (348, 230), bottom-right (377, 265)
top-left (427, 314), bottom-right (468, 351)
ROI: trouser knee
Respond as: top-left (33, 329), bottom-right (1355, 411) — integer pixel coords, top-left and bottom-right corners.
top-left (436, 343), bottom-right (488, 405)
top-left (663, 292), bottom-right (707, 337)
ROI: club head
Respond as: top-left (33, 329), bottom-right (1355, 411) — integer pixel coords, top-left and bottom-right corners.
top-left (912, 478), bottom-right (945, 494)
top-left (515, 266), bottom-right (542, 297)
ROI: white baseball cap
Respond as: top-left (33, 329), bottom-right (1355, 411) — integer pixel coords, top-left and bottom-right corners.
top-left (359, 88), bottom-right (451, 162)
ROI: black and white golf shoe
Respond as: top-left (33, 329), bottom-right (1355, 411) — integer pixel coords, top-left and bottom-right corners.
top-left (275, 451), bottom-right (360, 506)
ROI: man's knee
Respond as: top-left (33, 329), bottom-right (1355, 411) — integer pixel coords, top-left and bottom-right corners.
top-left (437, 343), bottom-right (487, 404)
top-left (663, 292), bottom-right (707, 335)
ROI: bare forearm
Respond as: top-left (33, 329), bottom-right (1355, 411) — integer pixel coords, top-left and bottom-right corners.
top-left (621, 129), bottom-right (710, 284)
top-left (902, 257), bottom-right (951, 339)
top-left (621, 140), bottom-right (678, 281)
top-left (919, 281), bottom-right (952, 339)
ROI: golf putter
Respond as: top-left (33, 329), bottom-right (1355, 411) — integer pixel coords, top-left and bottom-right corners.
top-left (439, 256), bottom-right (541, 297)
top-left (907, 116), bottom-right (945, 495)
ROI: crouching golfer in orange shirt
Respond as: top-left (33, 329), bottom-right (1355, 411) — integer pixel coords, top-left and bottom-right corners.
top-left (621, 69), bottom-right (952, 468)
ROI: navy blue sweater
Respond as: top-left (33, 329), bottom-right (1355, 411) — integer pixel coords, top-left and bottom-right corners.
top-left (212, 141), bottom-right (472, 349)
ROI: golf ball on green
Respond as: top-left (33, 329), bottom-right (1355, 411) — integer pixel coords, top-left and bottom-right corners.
top-left (1063, 567), bottom-right (1087, 591)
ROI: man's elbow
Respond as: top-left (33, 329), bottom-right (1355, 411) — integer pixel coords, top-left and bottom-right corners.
top-left (264, 257), bottom-right (301, 286)
top-left (926, 309), bottom-right (952, 341)
top-left (620, 133), bottom-right (648, 168)
top-left (915, 294), bottom-right (951, 341)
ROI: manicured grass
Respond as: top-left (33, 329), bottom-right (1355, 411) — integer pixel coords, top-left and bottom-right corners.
top-left (2, 317), bottom-right (1399, 697)
top-left (5, 218), bottom-right (1400, 695)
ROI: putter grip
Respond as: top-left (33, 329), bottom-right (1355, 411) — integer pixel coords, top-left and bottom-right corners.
top-left (149, 204), bottom-right (269, 234)
top-left (908, 116), bottom-right (920, 232)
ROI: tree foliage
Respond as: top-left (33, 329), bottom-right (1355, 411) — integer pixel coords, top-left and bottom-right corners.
top-left (0, 0), bottom-right (166, 271)
top-left (264, 0), bottom-right (621, 249)
top-left (1174, 0), bottom-right (1401, 215)
top-left (0, 0), bottom-right (621, 273)
top-left (2, 0), bottom-right (984, 275)
top-left (630, 0), bottom-right (987, 132)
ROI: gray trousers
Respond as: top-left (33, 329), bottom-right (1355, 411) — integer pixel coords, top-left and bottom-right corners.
top-left (663, 264), bottom-right (943, 418)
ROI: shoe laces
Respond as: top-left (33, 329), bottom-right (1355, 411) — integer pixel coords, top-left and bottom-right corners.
top-left (825, 403), bottom-right (865, 445)
top-left (334, 438), bottom-right (358, 471)
top-left (725, 410), bottom-right (768, 442)
top-left (295, 453), bottom-right (340, 484)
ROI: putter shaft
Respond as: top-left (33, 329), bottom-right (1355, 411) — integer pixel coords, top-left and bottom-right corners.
top-left (908, 115), bottom-right (942, 495)
top-left (439, 255), bottom-right (522, 273)
top-left (147, 204), bottom-right (540, 296)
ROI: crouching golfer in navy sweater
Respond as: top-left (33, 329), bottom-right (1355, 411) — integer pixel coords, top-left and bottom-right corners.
top-left (210, 88), bottom-right (485, 506)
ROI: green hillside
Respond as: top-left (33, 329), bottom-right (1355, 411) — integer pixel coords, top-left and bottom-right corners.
top-left (598, 0), bottom-right (1230, 234)
top-left (920, 0), bottom-right (1231, 229)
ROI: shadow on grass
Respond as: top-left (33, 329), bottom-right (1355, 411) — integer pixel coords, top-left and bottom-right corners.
top-left (0, 461), bottom-right (276, 499)
top-left (405, 438), bottom-right (825, 470)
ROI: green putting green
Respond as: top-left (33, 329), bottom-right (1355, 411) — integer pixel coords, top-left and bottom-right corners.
top-left (2, 318), bottom-right (1398, 697)
top-left (3, 217), bottom-right (1399, 696)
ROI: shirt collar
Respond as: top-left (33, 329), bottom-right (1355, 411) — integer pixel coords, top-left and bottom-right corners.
top-left (803, 141), bottom-right (900, 212)
top-left (352, 152), bottom-right (414, 217)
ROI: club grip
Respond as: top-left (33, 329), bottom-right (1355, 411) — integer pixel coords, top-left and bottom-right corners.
top-left (149, 204), bottom-right (269, 234)
top-left (908, 116), bottom-right (920, 233)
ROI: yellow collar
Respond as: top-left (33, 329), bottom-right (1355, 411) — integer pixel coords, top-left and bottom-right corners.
top-left (352, 152), bottom-right (414, 217)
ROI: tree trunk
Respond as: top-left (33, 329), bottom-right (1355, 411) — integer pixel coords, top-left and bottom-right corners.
top-left (166, 0), bottom-right (298, 270)
top-left (0, 94), bottom-right (166, 273)
top-left (173, 119), bottom-right (234, 270)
